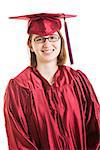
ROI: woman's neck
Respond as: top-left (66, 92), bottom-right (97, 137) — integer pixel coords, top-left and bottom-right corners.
top-left (36, 62), bottom-right (58, 84)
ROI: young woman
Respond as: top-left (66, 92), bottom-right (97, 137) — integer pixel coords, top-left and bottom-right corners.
top-left (4, 13), bottom-right (100, 150)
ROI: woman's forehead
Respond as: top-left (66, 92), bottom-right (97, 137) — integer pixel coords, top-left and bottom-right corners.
top-left (32, 32), bottom-right (59, 38)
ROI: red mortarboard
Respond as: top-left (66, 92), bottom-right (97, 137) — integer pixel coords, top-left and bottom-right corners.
top-left (9, 13), bottom-right (76, 64)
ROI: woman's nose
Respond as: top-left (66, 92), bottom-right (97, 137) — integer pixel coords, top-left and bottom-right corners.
top-left (43, 39), bottom-right (51, 47)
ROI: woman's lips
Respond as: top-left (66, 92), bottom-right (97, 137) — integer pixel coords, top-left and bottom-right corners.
top-left (41, 49), bottom-right (55, 54)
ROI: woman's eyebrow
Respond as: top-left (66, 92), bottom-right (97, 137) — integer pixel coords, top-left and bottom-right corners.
top-left (33, 34), bottom-right (59, 39)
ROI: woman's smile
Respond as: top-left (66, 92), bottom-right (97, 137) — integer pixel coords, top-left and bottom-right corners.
top-left (41, 49), bottom-right (55, 54)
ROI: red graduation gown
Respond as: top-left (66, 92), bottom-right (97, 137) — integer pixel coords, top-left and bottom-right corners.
top-left (4, 65), bottom-right (100, 150)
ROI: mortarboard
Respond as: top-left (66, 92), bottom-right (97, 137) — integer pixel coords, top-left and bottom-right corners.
top-left (9, 13), bottom-right (76, 64)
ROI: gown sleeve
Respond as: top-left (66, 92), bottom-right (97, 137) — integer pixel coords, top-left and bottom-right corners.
top-left (4, 79), bottom-right (39, 150)
top-left (76, 70), bottom-right (100, 150)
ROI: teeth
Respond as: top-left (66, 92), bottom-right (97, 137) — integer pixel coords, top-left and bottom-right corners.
top-left (44, 51), bottom-right (52, 54)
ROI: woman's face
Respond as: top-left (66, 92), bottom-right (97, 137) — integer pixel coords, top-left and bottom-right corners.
top-left (30, 32), bottom-right (61, 64)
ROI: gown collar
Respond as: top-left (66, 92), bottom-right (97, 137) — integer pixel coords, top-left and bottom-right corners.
top-left (32, 66), bottom-right (61, 89)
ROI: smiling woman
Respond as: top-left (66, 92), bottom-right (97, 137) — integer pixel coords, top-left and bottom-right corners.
top-left (3, 13), bottom-right (100, 150)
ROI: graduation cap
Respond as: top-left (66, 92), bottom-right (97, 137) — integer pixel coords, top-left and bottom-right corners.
top-left (9, 13), bottom-right (76, 64)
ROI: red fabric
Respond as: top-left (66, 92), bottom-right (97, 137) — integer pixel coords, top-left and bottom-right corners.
top-left (9, 13), bottom-right (76, 35)
top-left (4, 66), bottom-right (100, 150)
top-left (28, 17), bottom-right (61, 36)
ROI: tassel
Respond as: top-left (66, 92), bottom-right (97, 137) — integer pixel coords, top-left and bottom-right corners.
top-left (64, 18), bottom-right (74, 64)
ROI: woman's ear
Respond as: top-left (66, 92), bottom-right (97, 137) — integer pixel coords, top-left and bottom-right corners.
top-left (27, 39), bottom-right (32, 48)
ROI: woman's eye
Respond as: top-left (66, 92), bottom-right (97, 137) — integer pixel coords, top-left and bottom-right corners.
top-left (36, 38), bottom-right (42, 41)
top-left (50, 36), bottom-right (55, 39)
top-left (49, 35), bottom-right (58, 41)
top-left (34, 37), bottom-right (43, 42)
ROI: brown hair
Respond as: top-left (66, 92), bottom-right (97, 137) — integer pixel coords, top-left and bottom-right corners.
top-left (27, 31), bottom-right (67, 67)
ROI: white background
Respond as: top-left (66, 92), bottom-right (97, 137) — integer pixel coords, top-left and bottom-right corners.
top-left (0, 0), bottom-right (100, 149)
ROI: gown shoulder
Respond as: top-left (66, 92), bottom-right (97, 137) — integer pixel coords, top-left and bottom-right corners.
top-left (9, 66), bottom-right (33, 89)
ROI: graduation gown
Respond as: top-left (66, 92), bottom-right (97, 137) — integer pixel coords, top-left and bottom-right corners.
top-left (4, 65), bottom-right (100, 150)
